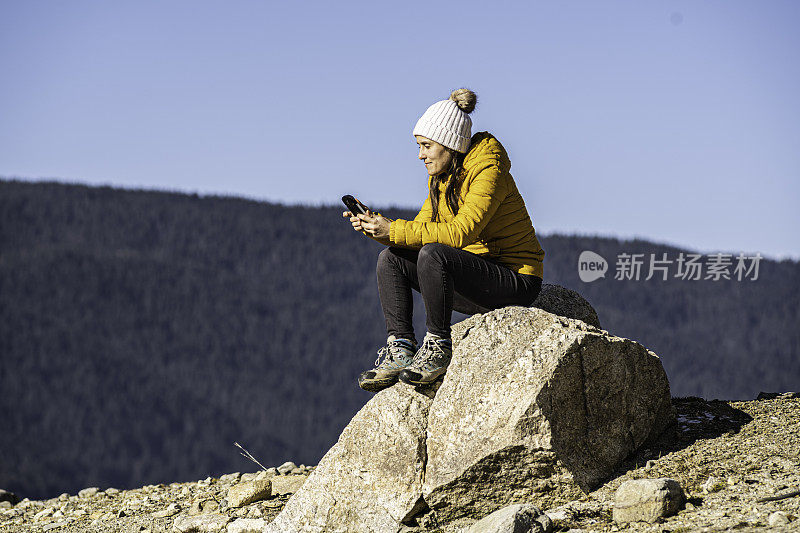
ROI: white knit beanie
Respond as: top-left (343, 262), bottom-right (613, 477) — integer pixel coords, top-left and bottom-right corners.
top-left (413, 88), bottom-right (477, 153)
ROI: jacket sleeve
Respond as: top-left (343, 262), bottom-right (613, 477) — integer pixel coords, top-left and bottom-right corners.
top-left (413, 194), bottom-right (433, 223)
top-left (389, 162), bottom-right (508, 249)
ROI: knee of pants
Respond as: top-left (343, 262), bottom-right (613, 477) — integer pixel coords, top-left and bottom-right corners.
top-left (418, 242), bottom-right (449, 271)
top-left (376, 246), bottom-right (400, 277)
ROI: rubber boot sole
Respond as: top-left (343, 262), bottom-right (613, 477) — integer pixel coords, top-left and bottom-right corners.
top-left (398, 367), bottom-right (448, 387)
top-left (358, 373), bottom-right (398, 393)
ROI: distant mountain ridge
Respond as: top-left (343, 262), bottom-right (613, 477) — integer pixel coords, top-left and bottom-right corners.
top-left (1, 178), bottom-right (797, 500)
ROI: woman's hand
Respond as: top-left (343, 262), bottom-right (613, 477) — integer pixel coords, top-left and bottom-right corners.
top-left (343, 210), bottom-right (358, 228)
top-left (360, 210), bottom-right (391, 239)
top-left (342, 210), bottom-right (390, 239)
top-left (343, 210), bottom-right (364, 232)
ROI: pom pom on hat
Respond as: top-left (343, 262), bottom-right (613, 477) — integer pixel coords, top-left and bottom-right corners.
top-left (449, 88), bottom-right (477, 114)
top-left (413, 88), bottom-right (477, 153)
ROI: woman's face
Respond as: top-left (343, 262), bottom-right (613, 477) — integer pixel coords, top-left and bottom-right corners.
top-left (415, 135), bottom-right (453, 176)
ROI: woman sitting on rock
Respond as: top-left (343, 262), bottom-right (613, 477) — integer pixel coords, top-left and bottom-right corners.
top-left (343, 88), bottom-right (545, 392)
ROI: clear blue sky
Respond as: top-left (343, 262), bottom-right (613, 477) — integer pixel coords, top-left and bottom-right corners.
top-left (2, 0), bottom-right (798, 260)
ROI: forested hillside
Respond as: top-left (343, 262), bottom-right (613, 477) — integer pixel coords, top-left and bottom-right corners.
top-left (1, 179), bottom-right (797, 501)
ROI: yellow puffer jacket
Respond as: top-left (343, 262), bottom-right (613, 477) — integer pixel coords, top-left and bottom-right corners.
top-left (388, 131), bottom-right (545, 278)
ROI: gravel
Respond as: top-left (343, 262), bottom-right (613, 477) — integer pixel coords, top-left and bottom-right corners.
top-left (1, 397), bottom-right (797, 532)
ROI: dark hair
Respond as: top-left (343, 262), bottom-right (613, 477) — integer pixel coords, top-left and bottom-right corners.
top-left (429, 148), bottom-right (466, 222)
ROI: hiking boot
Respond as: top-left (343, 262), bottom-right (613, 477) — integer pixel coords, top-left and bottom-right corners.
top-left (358, 336), bottom-right (417, 392)
top-left (398, 333), bottom-right (452, 387)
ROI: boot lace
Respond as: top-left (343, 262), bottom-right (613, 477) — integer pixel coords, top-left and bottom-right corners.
top-left (413, 335), bottom-right (451, 371)
top-left (374, 340), bottom-right (412, 368)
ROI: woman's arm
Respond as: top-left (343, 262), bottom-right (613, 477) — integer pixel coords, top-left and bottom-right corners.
top-left (344, 209), bottom-right (393, 246)
top-left (345, 192), bottom-right (434, 248)
top-left (389, 162), bottom-right (508, 249)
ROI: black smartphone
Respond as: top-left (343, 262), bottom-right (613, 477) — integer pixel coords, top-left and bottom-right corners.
top-left (342, 195), bottom-right (369, 216)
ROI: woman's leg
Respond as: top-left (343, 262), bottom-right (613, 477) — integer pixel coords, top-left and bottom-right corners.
top-left (376, 247), bottom-right (421, 343)
top-left (416, 242), bottom-right (542, 338)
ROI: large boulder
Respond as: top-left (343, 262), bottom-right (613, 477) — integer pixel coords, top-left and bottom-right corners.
top-left (531, 283), bottom-right (601, 329)
top-left (266, 305), bottom-right (673, 531)
top-left (423, 307), bottom-right (674, 523)
top-left (263, 385), bottom-right (431, 533)
top-left (467, 283), bottom-right (601, 329)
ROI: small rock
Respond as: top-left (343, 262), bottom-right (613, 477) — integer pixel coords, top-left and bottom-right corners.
top-left (685, 502), bottom-right (695, 511)
top-left (757, 391), bottom-right (800, 399)
top-left (189, 498), bottom-right (220, 515)
top-left (58, 493), bottom-right (69, 501)
top-left (202, 499), bottom-right (220, 513)
top-left (645, 460), bottom-right (657, 469)
top-left (34, 507), bottom-right (54, 520)
top-left (265, 467), bottom-right (278, 476)
top-left (276, 462), bottom-right (297, 475)
top-left (269, 475), bottom-right (306, 496)
top-left (613, 478), bottom-right (685, 523)
top-left (228, 518), bottom-right (268, 533)
top-left (0, 501), bottom-right (11, 510)
top-left (220, 472), bottom-right (241, 483)
top-left (189, 499), bottom-right (205, 516)
top-left (79, 487), bottom-right (100, 498)
top-left (537, 514), bottom-right (553, 533)
top-left (227, 479), bottom-right (272, 508)
top-left (768, 511), bottom-right (790, 526)
top-left (467, 503), bottom-right (553, 533)
top-left (543, 508), bottom-right (570, 522)
top-left (172, 514), bottom-right (231, 532)
top-left (0, 489), bottom-right (19, 504)
top-left (702, 476), bottom-right (722, 493)
top-left (153, 503), bottom-right (181, 518)
top-left (105, 487), bottom-right (120, 495)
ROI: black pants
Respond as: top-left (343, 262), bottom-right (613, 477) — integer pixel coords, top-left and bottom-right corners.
top-left (376, 243), bottom-right (543, 340)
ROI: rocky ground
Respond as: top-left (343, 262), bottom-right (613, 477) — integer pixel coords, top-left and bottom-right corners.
top-left (549, 394), bottom-right (800, 533)
top-left (0, 463), bottom-right (312, 533)
top-left (1, 395), bottom-right (798, 533)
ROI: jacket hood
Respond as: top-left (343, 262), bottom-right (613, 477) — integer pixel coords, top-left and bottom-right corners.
top-left (463, 131), bottom-right (511, 174)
